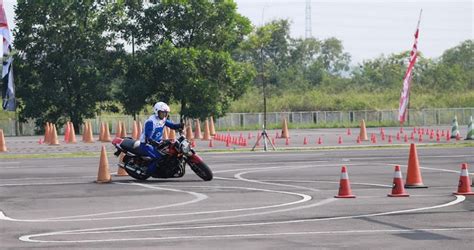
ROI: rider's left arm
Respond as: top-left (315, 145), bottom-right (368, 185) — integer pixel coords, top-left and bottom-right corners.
top-left (165, 119), bottom-right (183, 130)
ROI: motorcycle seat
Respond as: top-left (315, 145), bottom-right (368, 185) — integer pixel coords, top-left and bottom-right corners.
top-left (120, 138), bottom-right (146, 156)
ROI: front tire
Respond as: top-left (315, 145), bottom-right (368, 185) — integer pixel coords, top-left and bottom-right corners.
top-left (188, 162), bottom-right (213, 181)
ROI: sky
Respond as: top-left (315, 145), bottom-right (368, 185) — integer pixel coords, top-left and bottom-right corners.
top-left (235, 0), bottom-right (473, 64)
top-left (2, 0), bottom-right (473, 64)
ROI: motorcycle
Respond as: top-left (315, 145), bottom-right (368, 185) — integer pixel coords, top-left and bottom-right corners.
top-left (111, 130), bottom-right (213, 181)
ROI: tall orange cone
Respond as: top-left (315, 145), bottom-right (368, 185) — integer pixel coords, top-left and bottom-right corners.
top-left (96, 145), bottom-right (112, 183)
top-left (194, 119), bottom-right (202, 139)
top-left (116, 153), bottom-right (128, 176)
top-left (68, 122), bottom-right (77, 143)
top-left (64, 122), bottom-right (71, 142)
top-left (115, 121), bottom-right (122, 138)
top-left (405, 143), bottom-right (427, 188)
top-left (202, 119), bottom-right (211, 140)
top-left (185, 120), bottom-right (194, 140)
top-left (209, 116), bottom-right (216, 136)
top-left (335, 166), bottom-right (355, 198)
top-left (102, 122), bottom-right (111, 142)
top-left (388, 165), bottom-right (410, 197)
top-left (281, 118), bottom-right (290, 139)
top-left (137, 121), bottom-right (143, 137)
top-left (453, 163), bottom-right (474, 195)
top-left (0, 129), bottom-right (7, 152)
top-left (169, 128), bottom-right (176, 140)
top-left (132, 121), bottom-right (139, 140)
top-left (359, 119), bottom-right (368, 141)
top-left (43, 123), bottom-right (50, 144)
top-left (84, 121), bottom-right (94, 143)
top-left (163, 126), bottom-right (169, 140)
top-left (98, 122), bottom-right (104, 141)
top-left (120, 121), bottom-right (127, 138)
top-left (81, 122), bottom-right (88, 142)
top-left (49, 124), bottom-right (60, 145)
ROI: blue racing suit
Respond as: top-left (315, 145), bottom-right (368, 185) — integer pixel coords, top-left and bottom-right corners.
top-left (139, 115), bottom-right (182, 174)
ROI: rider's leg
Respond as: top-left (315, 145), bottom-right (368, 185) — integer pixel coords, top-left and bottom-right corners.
top-left (139, 143), bottom-right (161, 175)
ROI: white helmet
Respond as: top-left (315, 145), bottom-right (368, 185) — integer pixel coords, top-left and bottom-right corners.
top-left (153, 102), bottom-right (170, 117)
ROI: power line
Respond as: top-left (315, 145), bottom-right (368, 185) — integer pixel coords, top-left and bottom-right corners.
top-left (305, 0), bottom-right (312, 38)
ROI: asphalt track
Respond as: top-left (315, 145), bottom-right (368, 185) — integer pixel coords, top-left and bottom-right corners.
top-left (0, 127), bottom-right (473, 249)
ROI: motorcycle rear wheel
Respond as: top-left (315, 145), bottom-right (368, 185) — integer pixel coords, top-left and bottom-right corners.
top-left (188, 162), bottom-right (213, 181)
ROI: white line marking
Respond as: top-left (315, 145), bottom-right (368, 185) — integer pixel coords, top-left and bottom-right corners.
top-left (19, 196), bottom-right (467, 243)
top-left (0, 183), bottom-right (208, 222)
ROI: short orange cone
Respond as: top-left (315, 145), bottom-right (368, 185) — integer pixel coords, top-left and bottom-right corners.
top-left (405, 143), bottom-right (428, 188)
top-left (96, 145), bottom-right (112, 183)
top-left (338, 136), bottom-right (343, 144)
top-left (335, 166), bottom-right (355, 198)
top-left (208, 139), bottom-right (214, 148)
top-left (453, 163), bottom-right (474, 195)
top-left (0, 129), bottom-right (7, 152)
top-left (347, 128), bottom-right (352, 135)
top-left (317, 137), bottom-right (323, 145)
top-left (359, 119), bottom-right (368, 141)
top-left (64, 122), bottom-right (70, 142)
top-left (281, 118), bottom-right (290, 139)
top-left (388, 165), bottom-right (410, 197)
top-left (116, 153), bottom-right (128, 176)
top-left (303, 137), bottom-right (308, 145)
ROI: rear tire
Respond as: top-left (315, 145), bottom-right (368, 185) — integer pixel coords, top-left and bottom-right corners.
top-left (188, 162), bottom-right (213, 181)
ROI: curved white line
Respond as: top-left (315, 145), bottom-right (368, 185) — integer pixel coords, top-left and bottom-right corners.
top-left (1, 182), bottom-right (208, 222)
top-left (20, 195), bottom-right (466, 243)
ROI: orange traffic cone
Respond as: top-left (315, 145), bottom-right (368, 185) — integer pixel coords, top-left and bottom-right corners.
top-left (69, 122), bottom-right (77, 143)
top-left (116, 153), bottom-right (128, 176)
top-left (136, 120), bottom-right (143, 138)
top-left (359, 119), bottom-right (368, 141)
top-left (43, 123), bottom-right (50, 144)
top-left (405, 143), bottom-right (427, 188)
top-left (0, 129), bottom-right (7, 152)
top-left (115, 121), bottom-right (122, 138)
top-left (64, 122), bottom-right (71, 142)
top-left (96, 145), bottom-right (112, 183)
top-left (99, 122), bottom-right (105, 141)
top-left (163, 126), bottom-right (169, 140)
top-left (335, 166), bottom-right (355, 198)
top-left (169, 128), bottom-right (176, 141)
top-left (132, 121), bottom-right (139, 140)
top-left (303, 137), bottom-right (308, 145)
top-left (194, 119), bottom-right (202, 139)
top-left (209, 116), bottom-right (216, 136)
top-left (338, 136), bottom-right (343, 144)
top-left (120, 121), bottom-right (127, 138)
top-left (347, 128), bottom-right (352, 135)
top-left (186, 120), bottom-right (194, 140)
top-left (202, 119), bottom-right (211, 140)
top-left (388, 165), bottom-right (410, 197)
top-left (102, 122), bottom-right (111, 142)
top-left (49, 124), bottom-right (60, 145)
top-left (281, 118), bottom-right (290, 139)
top-left (453, 163), bottom-right (474, 195)
top-left (209, 139), bottom-right (214, 148)
top-left (317, 137), bottom-right (323, 145)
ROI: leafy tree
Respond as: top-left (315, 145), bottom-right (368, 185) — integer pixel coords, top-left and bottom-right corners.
top-left (13, 1), bottom-right (119, 131)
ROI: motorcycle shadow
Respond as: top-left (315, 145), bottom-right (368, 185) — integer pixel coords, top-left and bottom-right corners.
top-left (112, 179), bottom-right (206, 184)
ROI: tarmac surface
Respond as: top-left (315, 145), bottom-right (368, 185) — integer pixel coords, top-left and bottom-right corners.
top-left (0, 127), bottom-right (473, 249)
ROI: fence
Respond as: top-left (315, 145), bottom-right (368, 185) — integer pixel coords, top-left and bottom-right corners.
top-left (1, 108), bottom-right (473, 136)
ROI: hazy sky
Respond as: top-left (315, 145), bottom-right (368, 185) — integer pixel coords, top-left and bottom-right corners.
top-left (3, 0), bottom-right (473, 64)
top-left (236, 0), bottom-right (473, 64)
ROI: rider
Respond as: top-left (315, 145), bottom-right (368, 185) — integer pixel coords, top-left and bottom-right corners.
top-left (140, 101), bottom-right (184, 174)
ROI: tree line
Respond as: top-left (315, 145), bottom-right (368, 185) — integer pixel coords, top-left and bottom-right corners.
top-left (11, 1), bottom-right (473, 131)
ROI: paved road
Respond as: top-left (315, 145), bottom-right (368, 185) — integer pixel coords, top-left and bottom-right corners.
top-left (0, 145), bottom-right (473, 249)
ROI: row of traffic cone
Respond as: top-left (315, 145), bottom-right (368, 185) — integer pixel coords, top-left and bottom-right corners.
top-left (335, 143), bottom-right (474, 198)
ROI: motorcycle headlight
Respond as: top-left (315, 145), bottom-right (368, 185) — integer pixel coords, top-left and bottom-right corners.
top-left (180, 141), bottom-right (190, 154)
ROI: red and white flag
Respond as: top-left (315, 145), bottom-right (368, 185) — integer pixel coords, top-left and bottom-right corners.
top-left (398, 10), bottom-right (422, 124)
top-left (0, 0), bottom-right (15, 111)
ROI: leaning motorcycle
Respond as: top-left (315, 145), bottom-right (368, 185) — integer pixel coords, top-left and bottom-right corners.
top-left (111, 130), bottom-right (213, 181)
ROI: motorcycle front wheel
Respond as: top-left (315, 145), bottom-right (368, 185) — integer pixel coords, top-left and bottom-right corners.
top-left (188, 162), bottom-right (213, 181)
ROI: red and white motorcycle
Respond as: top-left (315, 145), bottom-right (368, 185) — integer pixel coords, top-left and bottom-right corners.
top-left (112, 130), bottom-right (213, 181)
